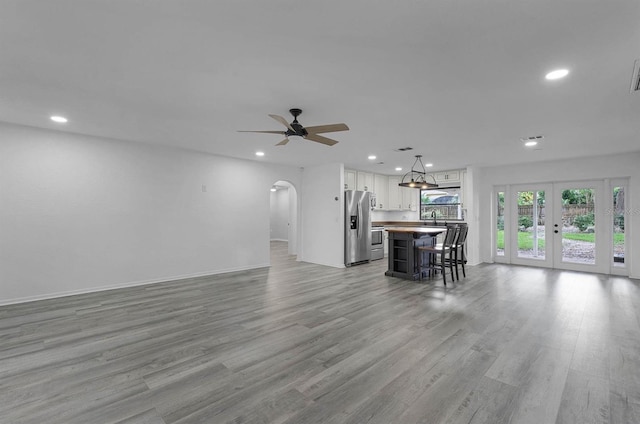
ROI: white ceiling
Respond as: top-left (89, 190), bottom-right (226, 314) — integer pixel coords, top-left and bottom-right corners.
top-left (1, 0), bottom-right (639, 175)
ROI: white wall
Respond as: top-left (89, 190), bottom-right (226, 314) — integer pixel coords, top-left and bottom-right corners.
top-left (288, 185), bottom-right (298, 255)
top-left (477, 152), bottom-right (639, 278)
top-left (299, 163), bottom-right (344, 268)
top-left (270, 188), bottom-right (289, 241)
top-left (462, 166), bottom-right (481, 266)
top-left (0, 123), bottom-right (302, 304)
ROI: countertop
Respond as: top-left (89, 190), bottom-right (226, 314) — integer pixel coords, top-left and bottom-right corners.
top-left (385, 227), bottom-right (445, 234)
top-left (373, 220), bottom-right (465, 228)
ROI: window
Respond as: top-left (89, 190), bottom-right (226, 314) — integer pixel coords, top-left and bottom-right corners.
top-left (420, 187), bottom-right (462, 220)
top-left (496, 190), bottom-right (505, 256)
top-left (612, 185), bottom-right (625, 267)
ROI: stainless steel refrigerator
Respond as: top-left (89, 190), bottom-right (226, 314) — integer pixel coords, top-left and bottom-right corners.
top-left (345, 190), bottom-right (372, 266)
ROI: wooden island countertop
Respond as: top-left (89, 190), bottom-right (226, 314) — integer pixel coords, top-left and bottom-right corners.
top-left (385, 227), bottom-right (444, 235)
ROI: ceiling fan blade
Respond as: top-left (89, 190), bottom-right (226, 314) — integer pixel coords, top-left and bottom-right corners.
top-left (268, 114), bottom-right (296, 133)
top-left (304, 123), bottom-right (349, 134)
top-left (305, 133), bottom-right (339, 146)
top-left (237, 130), bottom-right (287, 134)
top-left (275, 138), bottom-right (289, 146)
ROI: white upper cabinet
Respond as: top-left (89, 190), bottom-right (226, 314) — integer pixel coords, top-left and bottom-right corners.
top-left (356, 171), bottom-right (374, 192)
top-left (344, 169), bottom-right (357, 190)
top-left (434, 170), bottom-right (460, 183)
top-left (373, 174), bottom-right (388, 210)
top-left (388, 176), bottom-right (417, 211)
top-left (387, 176), bottom-right (403, 210)
top-left (347, 168), bottom-right (463, 211)
top-left (402, 186), bottom-right (418, 211)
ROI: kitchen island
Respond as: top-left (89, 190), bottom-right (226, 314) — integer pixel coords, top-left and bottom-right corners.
top-left (384, 227), bottom-right (446, 280)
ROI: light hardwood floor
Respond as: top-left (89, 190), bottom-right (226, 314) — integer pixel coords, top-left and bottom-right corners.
top-left (1, 241), bottom-right (639, 423)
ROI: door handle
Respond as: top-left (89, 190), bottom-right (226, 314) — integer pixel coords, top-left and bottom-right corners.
top-left (356, 203), bottom-right (360, 238)
top-left (358, 203), bottom-right (363, 238)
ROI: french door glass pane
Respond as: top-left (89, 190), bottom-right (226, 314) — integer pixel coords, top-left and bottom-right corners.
top-left (516, 191), bottom-right (545, 259)
top-left (613, 186), bottom-right (625, 267)
top-left (496, 191), bottom-right (505, 256)
top-left (560, 188), bottom-right (596, 264)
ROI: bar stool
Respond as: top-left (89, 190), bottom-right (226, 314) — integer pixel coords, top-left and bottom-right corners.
top-left (416, 225), bottom-right (457, 286)
top-left (451, 223), bottom-right (468, 280)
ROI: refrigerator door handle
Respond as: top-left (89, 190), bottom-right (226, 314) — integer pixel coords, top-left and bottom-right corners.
top-left (356, 202), bottom-right (360, 238)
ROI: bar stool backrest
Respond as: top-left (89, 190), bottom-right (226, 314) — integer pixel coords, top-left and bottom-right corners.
top-left (443, 225), bottom-right (458, 248)
top-left (456, 224), bottom-right (468, 246)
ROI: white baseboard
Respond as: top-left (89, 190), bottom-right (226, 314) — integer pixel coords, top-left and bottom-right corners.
top-left (298, 258), bottom-right (346, 268)
top-left (0, 263), bottom-right (271, 306)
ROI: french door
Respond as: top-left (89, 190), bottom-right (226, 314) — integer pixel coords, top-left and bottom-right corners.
top-left (508, 184), bottom-right (553, 268)
top-left (551, 181), bottom-right (606, 273)
top-left (498, 181), bottom-right (607, 273)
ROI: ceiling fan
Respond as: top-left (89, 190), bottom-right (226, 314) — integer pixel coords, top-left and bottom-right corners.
top-left (238, 108), bottom-right (349, 146)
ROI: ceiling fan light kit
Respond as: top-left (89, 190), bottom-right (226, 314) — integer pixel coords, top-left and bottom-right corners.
top-left (399, 155), bottom-right (438, 189)
top-left (239, 108), bottom-right (349, 146)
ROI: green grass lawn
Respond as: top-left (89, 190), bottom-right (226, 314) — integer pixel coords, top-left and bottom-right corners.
top-left (563, 232), bottom-right (625, 245)
top-left (496, 230), bottom-right (544, 250)
top-left (496, 230), bottom-right (624, 249)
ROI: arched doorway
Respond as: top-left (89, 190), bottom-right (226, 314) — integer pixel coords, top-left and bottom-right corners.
top-left (269, 180), bottom-right (298, 256)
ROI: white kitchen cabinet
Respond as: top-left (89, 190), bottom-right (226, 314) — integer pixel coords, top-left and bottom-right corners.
top-left (373, 174), bottom-right (388, 210)
top-left (387, 177), bottom-right (417, 211)
top-left (356, 171), bottom-right (374, 192)
top-left (348, 169), bottom-right (463, 211)
top-left (434, 170), bottom-right (460, 183)
top-left (344, 169), bottom-right (357, 190)
top-left (402, 186), bottom-right (418, 211)
top-left (387, 176), bottom-right (403, 210)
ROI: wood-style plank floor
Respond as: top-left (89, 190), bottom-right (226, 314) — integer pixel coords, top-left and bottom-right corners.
top-left (1, 241), bottom-right (639, 423)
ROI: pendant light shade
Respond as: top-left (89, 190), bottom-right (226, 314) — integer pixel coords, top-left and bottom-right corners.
top-left (399, 155), bottom-right (438, 189)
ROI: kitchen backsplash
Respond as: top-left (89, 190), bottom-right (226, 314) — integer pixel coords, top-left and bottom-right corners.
top-left (371, 209), bottom-right (420, 221)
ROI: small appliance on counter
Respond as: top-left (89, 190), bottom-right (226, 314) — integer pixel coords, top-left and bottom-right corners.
top-left (345, 190), bottom-right (372, 266)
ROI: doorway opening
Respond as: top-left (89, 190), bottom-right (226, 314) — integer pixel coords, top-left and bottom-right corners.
top-left (269, 180), bottom-right (298, 258)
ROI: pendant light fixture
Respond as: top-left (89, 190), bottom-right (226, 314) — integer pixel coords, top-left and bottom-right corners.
top-left (399, 155), bottom-right (438, 189)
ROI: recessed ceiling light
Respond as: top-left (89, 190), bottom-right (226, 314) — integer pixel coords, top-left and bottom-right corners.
top-left (520, 135), bottom-right (544, 147)
top-left (545, 69), bottom-right (569, 80)
top-left (395, 167), bottom-right (402, 171)
top-left (50, 115), bottom-right (68, 123)
top-left (425, 163), bottom-right (433, 167)
top-left (270, 187), bottom-right (277, 192)
top-left (368, 155), bottom-right (376, 160)
top-left (255, 151), bottom-right (265, 157)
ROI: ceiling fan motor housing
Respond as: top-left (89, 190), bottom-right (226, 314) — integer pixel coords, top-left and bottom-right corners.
top-left (288, 109), bottom-right (307, 136)
top-left (288, 124), bottom-right (307, 137)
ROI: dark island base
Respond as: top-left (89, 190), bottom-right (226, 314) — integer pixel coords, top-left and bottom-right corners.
top-left (385, 227), bottom-right (444, 280)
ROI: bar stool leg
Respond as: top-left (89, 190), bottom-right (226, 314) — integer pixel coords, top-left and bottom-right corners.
top-left (454, 248), bottom-right (460, 281)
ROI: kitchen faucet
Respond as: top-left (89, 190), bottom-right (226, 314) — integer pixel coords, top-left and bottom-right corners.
top-left (431, 210), bottom-right (437, 225)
